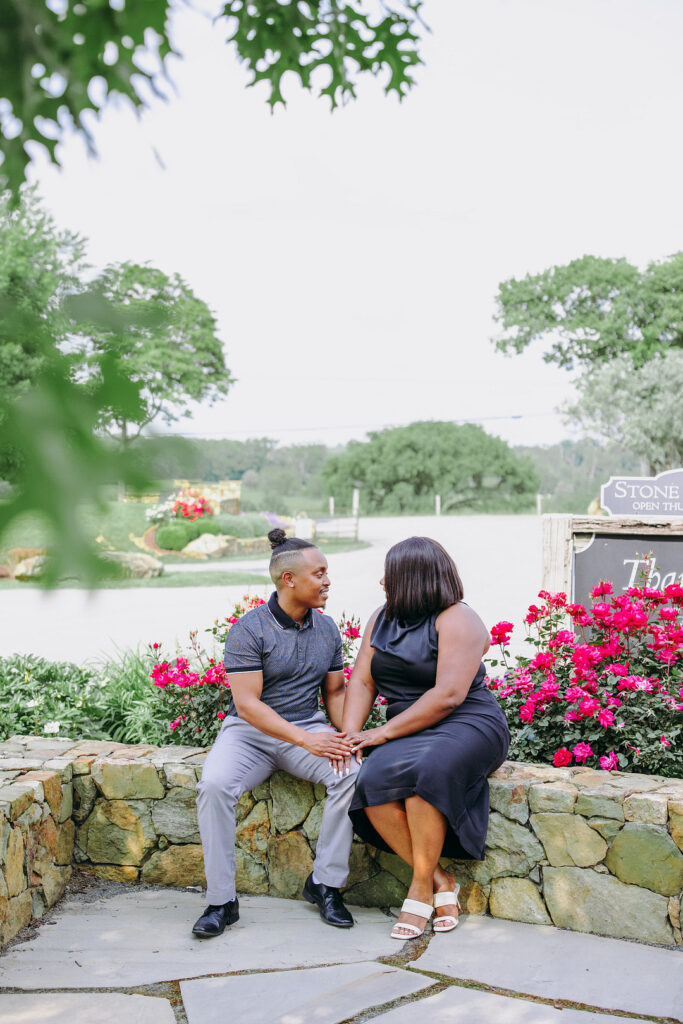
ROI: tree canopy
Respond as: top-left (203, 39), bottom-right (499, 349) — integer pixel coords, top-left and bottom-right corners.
top-left (493, 254), bottom-right (683, 370)
top-left (322, 421), bottom-right (539, 514)
top-left (0, 189), bottom-right (232, 577)
top-left (70, 262), bottom-right (233, 445)
top-left (565, 351), bottom-right (683, 474)
top-left (1, 0), bottom-right (425, 193)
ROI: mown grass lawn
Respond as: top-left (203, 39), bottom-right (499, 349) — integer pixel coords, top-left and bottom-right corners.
top-left (0, 570), bottom-right (269, 590)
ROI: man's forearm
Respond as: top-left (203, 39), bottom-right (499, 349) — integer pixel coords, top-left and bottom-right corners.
top-left (235, 699), bottom-right (308, 747)
top-left (323, 688), bottom-right (346, 731)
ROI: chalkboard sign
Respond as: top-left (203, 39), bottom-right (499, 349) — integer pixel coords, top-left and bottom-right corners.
top-left (601, 468), bottom-right (683, 516)
top-left (573, 534), bottom-right (683, 609)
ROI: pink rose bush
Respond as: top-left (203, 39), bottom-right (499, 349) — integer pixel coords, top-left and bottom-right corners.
top-left (150, 604), bottom-right (386, 745)
top-left (487, 582), bottom-right (683, 777)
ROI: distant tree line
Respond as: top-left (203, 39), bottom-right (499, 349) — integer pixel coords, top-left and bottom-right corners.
top-left (140, 429), bottom-right (640, 517)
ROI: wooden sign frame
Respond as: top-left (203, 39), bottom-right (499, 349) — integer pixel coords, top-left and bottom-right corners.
top-left (541, 515), bottom-right (683, 599)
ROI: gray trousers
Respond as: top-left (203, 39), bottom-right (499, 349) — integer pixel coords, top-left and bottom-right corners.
top-left (196, 712), bottom-right (359, 905)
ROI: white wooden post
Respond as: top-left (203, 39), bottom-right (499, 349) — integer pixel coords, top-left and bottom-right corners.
top-left (435, 494), bottom-right (441, 516)
top-left (329, 496), bottom-right (335, 517)
top-left (352, 488), bottom-right (360, 517)
top-left (536, 493), bottom-right (543, 515)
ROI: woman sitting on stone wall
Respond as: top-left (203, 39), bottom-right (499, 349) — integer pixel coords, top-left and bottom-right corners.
top-left (342, 536), bottom-right (510, 939)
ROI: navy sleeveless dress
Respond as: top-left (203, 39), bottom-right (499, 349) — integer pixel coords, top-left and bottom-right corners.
top-left (348, 606), bottom-right (510, 860)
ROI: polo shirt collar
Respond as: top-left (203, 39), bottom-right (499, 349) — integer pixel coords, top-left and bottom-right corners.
top-left (268, 591), bottom-right (312, 630)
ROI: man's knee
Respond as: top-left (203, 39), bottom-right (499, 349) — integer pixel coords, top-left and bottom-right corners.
top-left (196, 772), bottom-right (242, 809)
top-left (325, 760), bottom-right (360, 798)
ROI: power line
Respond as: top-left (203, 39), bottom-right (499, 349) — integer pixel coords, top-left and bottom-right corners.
top-left (157, 411), bottom-right (564, 439)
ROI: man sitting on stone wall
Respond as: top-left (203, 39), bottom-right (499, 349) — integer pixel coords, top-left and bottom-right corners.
top-left (193, 529), bottom-right (358, 937)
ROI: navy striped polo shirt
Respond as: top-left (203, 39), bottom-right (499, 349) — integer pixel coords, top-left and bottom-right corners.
top-left (223, 591), bottom-right (344, 722)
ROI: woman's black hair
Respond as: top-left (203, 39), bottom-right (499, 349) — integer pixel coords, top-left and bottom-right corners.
top-left (384, 536), bottom-right (463, 623)
top-left (267, 528), bottom-right (315, 553)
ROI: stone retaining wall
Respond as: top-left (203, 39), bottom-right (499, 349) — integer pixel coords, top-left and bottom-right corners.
top-left (1, 735), bottom-right (681, 948)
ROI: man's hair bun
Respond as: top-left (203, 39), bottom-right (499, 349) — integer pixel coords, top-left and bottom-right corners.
top-left (268, 528), bottom-right (288, 550)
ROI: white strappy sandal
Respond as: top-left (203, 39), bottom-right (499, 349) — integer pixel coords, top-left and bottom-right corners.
top-left (390, 898), bottom-right (434, 940)
top-left (433, 885), bottom-right (461, 932)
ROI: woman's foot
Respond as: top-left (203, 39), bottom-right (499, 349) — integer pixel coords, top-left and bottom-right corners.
top-left (433, 868), bottom-right (459, 930)
top-left (392, 882), bottom-right (434, 939)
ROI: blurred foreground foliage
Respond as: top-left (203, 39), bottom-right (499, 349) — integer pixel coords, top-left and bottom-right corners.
top-left (1, 0), bottom-right (425, 193)
top-left (0, 292), bottom-right (156, 583)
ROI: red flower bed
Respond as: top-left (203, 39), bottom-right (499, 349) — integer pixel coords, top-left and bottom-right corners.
top-left (487, 582), bottom-right (683, 777)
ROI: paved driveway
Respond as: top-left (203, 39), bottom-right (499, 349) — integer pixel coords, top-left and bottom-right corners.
top-left (0, 515), bottom-right (542, 664)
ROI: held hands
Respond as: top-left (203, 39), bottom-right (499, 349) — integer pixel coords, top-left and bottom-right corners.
top-left (302, 730), bottom-right (353, 761)
top-left (347, 726), bottom-right (388, 762)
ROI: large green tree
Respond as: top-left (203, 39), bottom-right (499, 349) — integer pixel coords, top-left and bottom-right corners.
top-left (323, 422), bottom-right (539, 514)
top-left (565, 351), bottom-right (683, 474)
top-left (70, 262), bottom-right (233, 447)
top-left (0, 187), bottom-right (85, 396)
top-left (493, 254), bottom-right (683, 370)
top-left (0, 0), bottom-right (425, 192)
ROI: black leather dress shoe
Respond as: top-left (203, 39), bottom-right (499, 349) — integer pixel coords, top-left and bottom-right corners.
top-left (302, 873), bottom-right (354, 928)
top-left (192, 899), bottom-right (239, 938)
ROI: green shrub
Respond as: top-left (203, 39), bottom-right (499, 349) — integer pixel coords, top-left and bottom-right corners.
top-left (0, 655), bottom-right (107, 741)
top-left (155, 522), bottom-right (195, 550)
top-left (213, 513), bottom-right (270, 538)
top-left (0, 651), bottom-right (170, 745)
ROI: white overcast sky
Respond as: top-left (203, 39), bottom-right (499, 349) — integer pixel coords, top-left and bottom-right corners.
top-left (27, 0), bottom-right (683, 449)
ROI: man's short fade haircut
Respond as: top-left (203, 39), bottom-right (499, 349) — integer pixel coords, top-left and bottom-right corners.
top-left (267, 528), bottom-right (318, 588)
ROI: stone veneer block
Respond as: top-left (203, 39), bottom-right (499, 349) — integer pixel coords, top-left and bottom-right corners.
top-left (528, 781), bottom-right (577, 813)
top-left (0, 784), bottom-right (34, 820)
top-left (41, 757), bottom-right (73, 781)
top-left (162, 763), bottom-right (197, 789)
top-left (530, 813), bottom-right (607, 867)
top-left (58, 783), bottom-right (73, 823)
top-left (91, 759), bottom-right (164, 800)
top-left (575, 787), bottom-right (624, 820)
top-left (267, 832), bottom-right (313, 898)
top-left (3, 827), bottom-right (25, 896)
top-left (269, 772), bottom-right (314, 832)
top-left (83, 799), bottom-right (156, 866)
top-left (81, 864), bottom-right (139, 883)
top-left (669, 806), bottom-right (683, 852)
top-left (236, 848), bottom-right (268, 893)
top-left (72, 775), bottom-right (97, 823)
top-left (543, 866), bottom-right (673, 945)
top-left (479, 812), bottom-right (545, 880)
top-left (151, 787), bottom-right (200, 844)
top-left (142, 844), bottom-right (206, 887)
top-left (488, 778), bottom-right (530, 823)
top-left (21, 770), bottom-right (62, 818)
top-left (71, 756), bottom-right (96, 775)
top-left (236, 801), bottom-right (270, 861)
top-left (604, 823), bottom-right (683, 896)
top-left (623, 792), bottom-right (668, 824)
top-left (0, 889), bottom-right (32, 944)
top-left (344, 869), bottom-right (407, 907)
top-left (587, 817), bottom-right (622, 841)
top-left (489, 876), bottom-right (551, 925)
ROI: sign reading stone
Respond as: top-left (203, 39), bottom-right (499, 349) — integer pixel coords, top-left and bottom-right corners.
top-left (573, 534), bottom-right (683, 609)
top-left (601, 469), bottom-right (683, 517)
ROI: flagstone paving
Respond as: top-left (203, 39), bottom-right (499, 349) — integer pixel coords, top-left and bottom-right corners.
top-left (0, 881), bottom-right (681, 1024)
top-left (412, 914), bottom-right (683, 1021)
top-left (0, 992), bottom-right (176, 1024)
top-left (180, 963), bottom-right (432, 1024)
